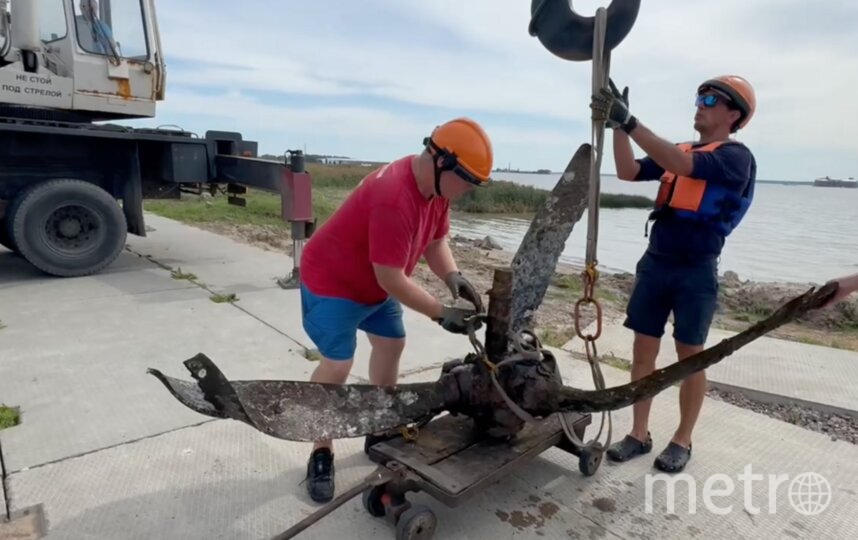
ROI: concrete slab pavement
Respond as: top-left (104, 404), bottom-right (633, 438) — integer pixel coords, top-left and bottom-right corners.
top-left (127, 214), bottom-right (482, 383)
top-left (0, 273), bottom-right (314, 473)
top-left (563, 321), bottom-right (858, 416)
top-left (235, 287), bottom-right (479, 383)
top-left (7, 351), bottom-right (857, 540)
top-left (3, 213), bottom-right (857, 539)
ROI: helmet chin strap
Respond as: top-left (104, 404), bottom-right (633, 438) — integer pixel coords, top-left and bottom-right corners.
top-left (433, 161), bottom-right (444, 198)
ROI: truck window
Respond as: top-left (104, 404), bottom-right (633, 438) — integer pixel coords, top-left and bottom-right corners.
top-left (40, 0), bottom-right (68, 43)
top-left (74, 0), bottom-right (148, 60)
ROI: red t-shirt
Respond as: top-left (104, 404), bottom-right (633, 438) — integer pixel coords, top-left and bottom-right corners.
top-left (300, 155), bottom-right (450, 305)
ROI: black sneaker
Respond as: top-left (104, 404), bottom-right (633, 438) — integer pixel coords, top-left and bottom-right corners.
top-left (305, 448), bottom-right (334, 503)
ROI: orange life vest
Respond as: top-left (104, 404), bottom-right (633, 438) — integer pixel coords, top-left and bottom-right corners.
top-left (651, 140), bottom-right (754, 237)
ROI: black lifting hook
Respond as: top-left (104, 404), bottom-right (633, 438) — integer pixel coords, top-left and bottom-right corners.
top-left (529, 0), bottom-right (641, 61)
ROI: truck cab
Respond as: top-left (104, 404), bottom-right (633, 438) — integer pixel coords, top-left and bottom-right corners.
top-left (0, 1), bottom-right (314, 280)
top-left (0, 0), bottom-right (165, 121)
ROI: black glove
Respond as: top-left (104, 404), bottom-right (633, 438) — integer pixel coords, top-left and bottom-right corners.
top-left (436, 305), bottom-right (481, 335)
top-left (591, 78), bottom-right (636, 133)
top-left (444, 271), bottom-right (484, 313)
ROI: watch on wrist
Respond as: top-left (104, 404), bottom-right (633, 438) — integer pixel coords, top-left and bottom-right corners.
top-left (622, 115), bottom-right (638, 134)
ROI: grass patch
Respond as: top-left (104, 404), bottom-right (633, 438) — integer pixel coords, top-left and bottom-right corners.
top-left (170, 267), bottom-right (198, 282)
top-left (304, 349), bottom-right (322, 362)
top-left (538, 326), bottom-right (576, 348)
top-left (552, 273), bottom-right (584, 294)
top-left (210, 293), bottom-right (238, 304)
top-left (0, 319), bottom-right (5, 330)
top-left (550, 273), bottom-right (621, 305)
top-left (831, 339), bottom-right (851, 350)
top-left (144, 163), bottom-right (654, 230)
top-left (600, 353), bottom-right (632, 372)
top-left (734, 305), bottom-right (772, 324)
top-left (0, 404), bottom-right (21, 430)
top-left (796, 335), bottom-right (825, 346)
top-left (455, 180), bottom-right (653, 214)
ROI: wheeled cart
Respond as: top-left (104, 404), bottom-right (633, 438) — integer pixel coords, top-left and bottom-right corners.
top-left (275, 410), bottom-right (604, 540)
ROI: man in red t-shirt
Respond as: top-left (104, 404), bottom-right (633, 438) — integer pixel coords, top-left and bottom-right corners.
top-left (299, 117), bottom-right (494, 503)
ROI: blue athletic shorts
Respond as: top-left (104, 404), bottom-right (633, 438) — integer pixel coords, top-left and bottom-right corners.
top-left (623, 251), bottom-right (719, 346)
top-left (300, 282), bottom-right (406, 361)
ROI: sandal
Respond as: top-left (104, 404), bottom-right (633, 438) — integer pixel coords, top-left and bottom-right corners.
top-left (654, 442), bottom-right (692, 473)
top-left (606, 432), bottom-right (653, 462)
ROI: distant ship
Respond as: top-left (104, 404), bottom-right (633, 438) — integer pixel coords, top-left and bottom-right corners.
top-left (813, 176), bottom-right (857, 188)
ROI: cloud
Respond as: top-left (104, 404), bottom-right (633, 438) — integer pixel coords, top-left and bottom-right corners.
top-left (134, 0), bottom-right (858, 180)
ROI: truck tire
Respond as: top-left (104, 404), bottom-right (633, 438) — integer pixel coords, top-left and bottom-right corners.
top-left (10, 179), bottom-right (128, 277)
top-left (1, 185), bottom-right (35, 254)
top-left (0, 216), bottom-right (16, 252)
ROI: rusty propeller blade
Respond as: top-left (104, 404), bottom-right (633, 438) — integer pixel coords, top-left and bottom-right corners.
top-left (148, 283), bottom-right (837, 442)
top-left (510, 143), bottom-right (592, 334)
top-left (148, 353), bottom-right (447, 442)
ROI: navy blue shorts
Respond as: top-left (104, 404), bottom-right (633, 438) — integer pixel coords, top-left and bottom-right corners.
top-left (623, 251), bottom-right (719, 346)
top-left (300, 282), bottom-right (406, 361)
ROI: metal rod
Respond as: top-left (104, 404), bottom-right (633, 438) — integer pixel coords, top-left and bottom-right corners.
top-left (270, 467), bottom-right (392, 540)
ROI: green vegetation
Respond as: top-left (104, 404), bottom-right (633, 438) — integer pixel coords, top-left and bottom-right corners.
top-left (0, 404), bottom-right (21, 430)
top-left (538, 327), bottom-right (576, 349)
top-left (210, 293), bottom-right (238, 304)
top-left (170, 268), bottom-right (198, 282)
top-left (0, 319), bottom-right (5, 330)
top-left (455, 180), bottom-right (653, 214)
top-left (454, 180), bottom-right (549, 214)
top-left (144, 163), bottom-right (654, 228)
top-left (600, 353), bottom-right (632, 372)
top-left (549, 272), bottom-right (621, 305)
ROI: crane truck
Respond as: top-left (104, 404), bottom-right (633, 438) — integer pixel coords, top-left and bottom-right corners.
top-left (0, 0), bottom-right (314, 278)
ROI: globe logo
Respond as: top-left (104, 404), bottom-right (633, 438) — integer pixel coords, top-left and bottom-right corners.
top-left (788, 472), bottom-right (832, 516)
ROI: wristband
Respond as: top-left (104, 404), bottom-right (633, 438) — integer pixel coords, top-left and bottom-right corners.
top-left (622, 115), bottom-right (638, 134)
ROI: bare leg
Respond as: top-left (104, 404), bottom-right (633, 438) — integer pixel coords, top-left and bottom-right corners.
top-left (309, 357), bottom-right (354, 452)
top-left (672, 341), bottom-right (707, 447)
top-left (367, 334), bottom-right (406, 386)
top-left (629, 332), bottom-right (661, 441)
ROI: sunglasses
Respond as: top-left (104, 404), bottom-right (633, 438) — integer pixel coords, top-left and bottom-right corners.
top-left (695, 94), bottom-right (722, 108)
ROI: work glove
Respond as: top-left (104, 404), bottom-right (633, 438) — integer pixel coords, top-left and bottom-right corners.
top-left (591, 78), bottom-right (636, 132)
top-left (444, 271), bottom-right (484, 313)
top-left (436, 305), bottom-right (482, 335)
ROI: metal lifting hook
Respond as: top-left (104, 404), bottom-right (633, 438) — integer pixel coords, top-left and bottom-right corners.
top-left (529, 0), bottom-right (641, 61)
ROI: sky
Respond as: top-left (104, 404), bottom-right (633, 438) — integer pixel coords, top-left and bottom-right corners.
top-left (129, 0), bottom-right (858, 182)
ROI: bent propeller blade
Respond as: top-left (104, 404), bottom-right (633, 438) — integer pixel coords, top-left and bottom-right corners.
top-left (148, 353), bottom-right (447, 442)
top-left (555, 283), bottom-right (839, 413)
top-left (510, 144), bottom-right (592, 333)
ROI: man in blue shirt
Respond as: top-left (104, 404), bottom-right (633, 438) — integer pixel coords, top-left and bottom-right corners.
top-left (590, 75), bottom-right (757, 473)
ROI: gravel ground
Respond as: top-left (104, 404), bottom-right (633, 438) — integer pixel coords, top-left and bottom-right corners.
top-left (707, 387), bottom-right (858, 446)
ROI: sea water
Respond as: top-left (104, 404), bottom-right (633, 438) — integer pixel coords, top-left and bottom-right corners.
top-left (450, 172), bottom-right (858, 284)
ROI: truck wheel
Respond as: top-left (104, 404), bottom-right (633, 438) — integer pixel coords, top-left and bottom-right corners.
top-left (1, 185), bottom-right (37, 255)
top-left (10, 180), bottom-right (127, 277)
top-left (0, 216), bottom-right (17, 252)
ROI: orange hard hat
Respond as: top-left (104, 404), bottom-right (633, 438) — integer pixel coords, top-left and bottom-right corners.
top-left (698, 75), bottom-right (756, 132)
top-left (424, 117), bottom-right (493, 185)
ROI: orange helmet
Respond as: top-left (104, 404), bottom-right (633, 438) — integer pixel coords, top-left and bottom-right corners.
top-left (424, 117), bottom-right (493, 186)
top-left (698, 75), bottom-right (756, 132)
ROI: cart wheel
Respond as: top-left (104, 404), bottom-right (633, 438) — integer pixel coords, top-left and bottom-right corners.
top-left (362, 484), bottom-right (387, 518)
top-left (395, 504), bottom-right (437, 540)
top-left (579, 443), bottom-right (604, 476)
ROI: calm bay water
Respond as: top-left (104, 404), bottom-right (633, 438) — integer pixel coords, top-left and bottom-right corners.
top-left (450, 172), bottom-right (858, 284)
